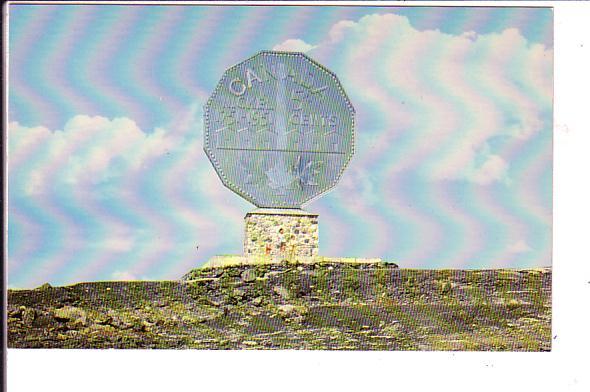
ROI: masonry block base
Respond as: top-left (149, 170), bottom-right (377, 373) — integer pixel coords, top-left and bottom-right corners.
top-left (244, 208), bottom-right (319, 258)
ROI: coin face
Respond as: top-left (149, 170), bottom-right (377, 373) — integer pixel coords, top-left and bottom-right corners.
top-left (204, 51), bottom-right (355, 208)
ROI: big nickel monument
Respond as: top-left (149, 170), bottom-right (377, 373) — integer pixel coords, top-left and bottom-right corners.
top-left (204, 51), bottom-right (354, 262)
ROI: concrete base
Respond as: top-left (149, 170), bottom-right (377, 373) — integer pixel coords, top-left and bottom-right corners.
top-left (203, 255), bottom-right (384, 268)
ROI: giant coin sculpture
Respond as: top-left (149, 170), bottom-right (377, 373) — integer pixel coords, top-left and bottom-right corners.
top-left (204, 51), bottom-right (354, 209)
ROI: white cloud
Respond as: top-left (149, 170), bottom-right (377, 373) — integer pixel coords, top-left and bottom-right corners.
top-left (469, 155), bottom-right (510, 185)
top-left (8, 115), bottom-right (177, 195)
top-left (281, 13), bottom-right (552, 185)
top-left (273, 39), bottom-right (316, 53)
top-left (431, 149), bottom-right (510, 185)
top-left (110, 270), bottom-right (138, 281)
top-left (508, 240), bottom-right (532, 254)
top-left (328, 20), bottom-right (357, 43)
top-left (102, 237), bottom-right (135, 252)
top-left (8, 110), bottom-right (250, 287)
top-left (334, 166), bottom-right (379, 207)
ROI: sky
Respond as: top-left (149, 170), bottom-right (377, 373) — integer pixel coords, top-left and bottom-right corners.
top-left (6, 4), bottom-right (553, 288)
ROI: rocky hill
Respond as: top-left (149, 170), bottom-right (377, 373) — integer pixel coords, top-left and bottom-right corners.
top-left (7, 262), bottom-right (551, 350)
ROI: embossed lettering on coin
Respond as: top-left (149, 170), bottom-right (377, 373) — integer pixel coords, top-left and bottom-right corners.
top-left (204, 51), bottom-right (355, 208)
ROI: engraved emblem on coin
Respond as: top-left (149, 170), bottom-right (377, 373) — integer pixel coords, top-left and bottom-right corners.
top-left (204, 51), bottom-right (355, 208)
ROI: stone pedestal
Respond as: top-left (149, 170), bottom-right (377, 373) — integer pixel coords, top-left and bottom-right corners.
top-left (244, 209), bottom-right (319, 258)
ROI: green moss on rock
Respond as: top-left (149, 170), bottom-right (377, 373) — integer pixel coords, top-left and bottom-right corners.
top-left (8, 265), bottom-right (551, 351)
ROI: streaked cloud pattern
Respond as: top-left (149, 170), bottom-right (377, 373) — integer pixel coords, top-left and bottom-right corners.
top-left (8, 6), bottom-right (552, 287)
